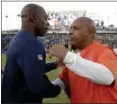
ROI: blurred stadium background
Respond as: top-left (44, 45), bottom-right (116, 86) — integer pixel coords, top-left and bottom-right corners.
top-left (1, 9), bottom-right (117, 103)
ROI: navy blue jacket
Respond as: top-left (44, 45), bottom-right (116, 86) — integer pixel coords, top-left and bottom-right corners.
top-left (1, 31), bottom-right (61, 103)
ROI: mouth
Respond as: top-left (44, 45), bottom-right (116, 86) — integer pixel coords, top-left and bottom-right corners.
top-left (69, 37), bottom-right (73, 42)
top-left (69, 38), bottom-right (76, 45)
top-left (44, 27), bottom-right (49, 33)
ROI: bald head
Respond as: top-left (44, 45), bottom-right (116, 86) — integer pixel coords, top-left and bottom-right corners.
top-left (21, 4), bottom-right (45, 18)
top-left (20, 4), bottom-right (49, 37)
top-left (70, 17), bottom-right (96, 50)
top-left (74, 17), bottom-right (96, 34)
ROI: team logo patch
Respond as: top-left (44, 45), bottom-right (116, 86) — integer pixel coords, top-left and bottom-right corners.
top-left (87, 57), bottom-right (92, 60)
top-left (37, 54), bottom-right (43, 60)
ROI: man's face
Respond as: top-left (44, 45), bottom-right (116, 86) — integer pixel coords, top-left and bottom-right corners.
top-left (34, 10), bottom-right (49, 37)
top-left (69, 19), bottom-right (90, 50)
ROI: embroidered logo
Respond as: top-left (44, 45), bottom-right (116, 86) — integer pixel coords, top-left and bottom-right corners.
top-left (87, 57), bottom-right (92, 60)
top-left (37, 54), bottom-right (43, 60)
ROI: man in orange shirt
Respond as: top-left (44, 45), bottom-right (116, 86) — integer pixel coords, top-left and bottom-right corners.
top-left (49, 17), bottom-right (117, 103)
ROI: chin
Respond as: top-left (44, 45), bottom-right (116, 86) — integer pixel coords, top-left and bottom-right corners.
top-left (42, 30), bottom-right (47, 37)
top-left (35, 28), bottom-right (45, 37)
top-left (71, 44), bottom-right (77, 51)
top-left (36, 31), bottom-right (45, 37)
top-left (39, 34), bottom-right (45, 37)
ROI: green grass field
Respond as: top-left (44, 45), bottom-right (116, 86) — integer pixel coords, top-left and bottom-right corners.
top-left (1, 54), bottom-right (69, 103)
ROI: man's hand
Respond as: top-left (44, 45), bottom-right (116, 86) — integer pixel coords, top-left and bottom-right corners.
top-left (49, 44), bottom-right (69, 60)
top-left (56, 59), bottom-right (64, 68)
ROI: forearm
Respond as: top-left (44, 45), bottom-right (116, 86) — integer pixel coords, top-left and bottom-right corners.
top-left (51, 77), bottom-right (65, 89)
top-left (52, 77), bottom-right (70, 98)
top-left (63, 52), bottom-right (114, 85)
top-left (39, 83), bottom-right (61, 98)
top-left (45, 62), bottom-right (57, 73)
top-left (26, 74), bottom-right (61, 98)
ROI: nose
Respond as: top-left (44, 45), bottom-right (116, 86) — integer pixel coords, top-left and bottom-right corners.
top-left (46, 21), bottom-right (50, 27)
top-left (69, 28), bottom-right (74, 35)
top-left (69, 29), bottom-right (74, 36)
top-left (69, 32), bottom-right (72, 36)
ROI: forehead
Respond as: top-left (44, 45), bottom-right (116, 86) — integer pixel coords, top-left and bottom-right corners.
top-left (71, 19), bottom-right (89, 28)
top-left (36, 8), bottom-right (47, 16)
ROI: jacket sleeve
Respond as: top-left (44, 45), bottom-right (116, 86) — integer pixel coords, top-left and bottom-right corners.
top-left (45, 62), bottom-right (57, 73)
top-left (16, 42), bottom-right (61, 98)
top-left (63, 51), bottom-right (114, 85)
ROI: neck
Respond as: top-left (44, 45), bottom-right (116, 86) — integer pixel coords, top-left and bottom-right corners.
top-left (79, 39), bottom-right (94, 51)
top-left (21, 23), bottom-right (37, 37)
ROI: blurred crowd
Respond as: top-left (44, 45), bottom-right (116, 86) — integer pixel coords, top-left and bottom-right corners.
top-left (47, 11), bottom-right (86, 30)
top-left (96, 34), bottom-right (117, 49)
top-left (2, 34), bottom-right (14, 53)
top-left (2, 32), bottom-right (117, 54)
top-left (2, 10), bottom-right (117, 52)
top-left (45, 11), bottom-right (117, 31)
top-left (3, 11), bottom-right (117, 32)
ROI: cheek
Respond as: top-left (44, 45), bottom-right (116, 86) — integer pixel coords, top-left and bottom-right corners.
top-left (36, 22), bottom-right (44, 30)
top-left (41, 19), bottom-right (46, 25)
top-left (74, 32), bottom-right (81, 41)
top-left (36, 19), bottom-right (43, 26)
top-left (35, 21), bottom-right (40, 28)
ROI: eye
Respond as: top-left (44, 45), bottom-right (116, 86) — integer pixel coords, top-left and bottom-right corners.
top-left (71, 26), bottom-right (80, 30)
top-left (74, 27), bottom-right (80, 30)
top-left (69, 33), bottom-right (72, 36)
top-left (44, 15), bottom-right (49, 21)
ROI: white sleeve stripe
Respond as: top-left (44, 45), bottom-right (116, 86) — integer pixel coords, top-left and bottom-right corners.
top-left (63, 51), bottom-right (114, 85)
top-left (51, 78), bottom-right (65, 89)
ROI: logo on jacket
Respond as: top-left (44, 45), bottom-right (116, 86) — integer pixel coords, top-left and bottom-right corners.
top-left (37, 54), bottom-right (43, 60)
top-left (87, 56), bottom-right (92, 60)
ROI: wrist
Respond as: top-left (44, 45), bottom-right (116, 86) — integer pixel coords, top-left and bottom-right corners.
top-left (62, 50), bottom-right (69, 60)
top-left (52, 78), bottom-right (65, 89)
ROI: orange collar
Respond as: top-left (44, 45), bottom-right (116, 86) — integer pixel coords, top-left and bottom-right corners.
top-left (79, 41), bottom-right (100, 57)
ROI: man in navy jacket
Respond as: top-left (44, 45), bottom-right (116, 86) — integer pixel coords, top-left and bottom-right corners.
top-left (1, 4), bottom-right (62, 103)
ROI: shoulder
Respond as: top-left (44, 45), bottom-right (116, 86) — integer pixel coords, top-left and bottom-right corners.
top-left (8, 31), bottom-right (45, 56)
top-left (88, 42), bottom-right (111, 61)
top-left (92, 42), bottom-right (109, 54)
top-left (99, 47), bottom-right (117, 59)
top-left (96, 42), bottom-right (116, 57)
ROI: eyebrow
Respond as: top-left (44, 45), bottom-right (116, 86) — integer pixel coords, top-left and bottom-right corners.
top-left (45, 14), bottom-right (49, 19)
top-left (70, 25), bottom-right (79, 29)
top-left (20, 14), bottom-right (28, 18)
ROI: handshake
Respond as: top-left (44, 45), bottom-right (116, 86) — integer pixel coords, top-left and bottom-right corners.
top-left (48, 44), bottom-right (69, 61)
top-left (49, 44), bottom-right (71, 98)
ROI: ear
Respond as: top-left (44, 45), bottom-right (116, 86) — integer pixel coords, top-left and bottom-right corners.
top-left (88, 27), bottom-right (95, 36)
top-left (29, 14), bottom-right (36, 23)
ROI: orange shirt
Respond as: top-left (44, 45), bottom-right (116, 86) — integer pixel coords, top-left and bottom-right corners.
top-left (60, 41), bottom-right (117, 103)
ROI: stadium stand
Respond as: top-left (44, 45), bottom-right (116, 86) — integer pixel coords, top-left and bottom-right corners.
top-left (2, 29), bottom-right (117, 54)
top-left (2, 11), bottom-right (117, 54)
